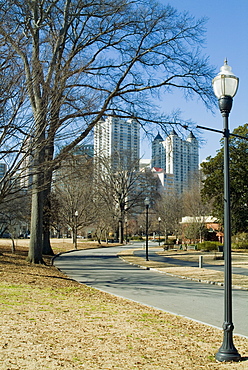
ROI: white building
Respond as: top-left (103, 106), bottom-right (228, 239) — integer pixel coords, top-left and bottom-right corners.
top-left (151, 167), bottom-right (174, 194)
top-left (139, 158), bottom-right (151, 171)
top-left (73, 144), bottom-right (94, 158)
top-left (151, 133), bottom-right (165, 169)
top-left (94, 116), bottom-right (140, 170)
top-left (18, 136), bottom-right (34, 189)
top-left (151, 129), bottom-right (199, 194)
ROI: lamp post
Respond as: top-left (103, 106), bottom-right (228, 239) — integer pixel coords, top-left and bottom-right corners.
top-left (74, 210), bottom-right (78, 249)
top-left (144, 197), bottom-right (150, 261)
top-left (125, 217), bottom-right (128, 244)
top-left (158, 217), bottom-right (161, 246)
top-left (212, 60), bottom-right (241, 362)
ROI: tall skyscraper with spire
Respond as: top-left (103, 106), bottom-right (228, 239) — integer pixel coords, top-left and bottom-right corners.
top-left (151, 129), bottom-right (199, 193)
top-left (151, 133), bottom-right (165, 169)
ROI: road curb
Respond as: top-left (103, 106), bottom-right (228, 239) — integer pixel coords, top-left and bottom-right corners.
top-left (118, 255), bottom-right (248, 291)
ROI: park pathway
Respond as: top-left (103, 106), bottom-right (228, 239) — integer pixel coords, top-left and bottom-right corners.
top-left (134, 249), bottom-right (248, 276)
top-left (54, 243), bottom-right (248, 338)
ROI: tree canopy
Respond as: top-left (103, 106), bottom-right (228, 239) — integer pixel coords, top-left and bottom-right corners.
top-left (0, 0), bottom-right (216, 262)
top-left (201, 123), bottom-right (248, 235)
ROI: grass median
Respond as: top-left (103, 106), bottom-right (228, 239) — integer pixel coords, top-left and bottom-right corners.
top-left (119, 247), bottom-right (248, 290)
top-left (0, 239), bottom-right (248, 369)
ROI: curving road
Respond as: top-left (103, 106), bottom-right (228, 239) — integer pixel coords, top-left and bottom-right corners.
top-left (54, 243), bottom-right (248, 338)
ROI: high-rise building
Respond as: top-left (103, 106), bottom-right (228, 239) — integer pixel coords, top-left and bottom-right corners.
top-left (151, 129), bottom-right (199, 194)
top-left (94, 116), bottom-right (140, 169)
top-left (19, 136), bottom-right (34, 189)
top-left (72, 144), bottom-right (94, 158)
top-left (151, 133), bottom-right (165, 169)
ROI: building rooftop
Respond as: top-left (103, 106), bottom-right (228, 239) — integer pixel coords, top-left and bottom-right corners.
top-left (187, 131), bottom-right (196, 139)
top-left (151, 167), bottom-right (164, 172)
top-left (169, 128), bottom-right (178, 136)
top-left (154, 132), bottom-right (163, 141)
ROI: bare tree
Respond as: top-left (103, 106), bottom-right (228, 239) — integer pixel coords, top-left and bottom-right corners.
top-left (156, 191), bottom-right (183, 243)
top-left (182, 173), bottom-right (213, 242)
top-left (52, 154), bottom-right (95, 248)
top-left (93, 200), bottom-right (116, 244)
top-left (94, 154), bottom-right (158, 243)
top-left (0, 192), bottom-right (31, 252)
top-left (183, 184), bottom-right (212, 217)
top-left (0, 0), bottom-right (215, 262)
top-left (0, 48), bottom-right (36, 203)
top-left (0, 48), bottom-right (46, 239)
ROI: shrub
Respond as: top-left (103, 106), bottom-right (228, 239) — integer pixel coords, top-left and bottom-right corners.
top-left (232, 233), bottom-right (248, 249)
top-left (130, 235), bottom-right (143, 241)
top-left (197, 241), bottom-right (220, 251)
top-left (232, 242), bottom-right (248, 250)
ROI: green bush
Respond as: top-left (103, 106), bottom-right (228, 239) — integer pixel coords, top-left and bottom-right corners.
top-left (130, 235), bottom-right (143, 241)
top-left (232, 233), bottom-right (248, 249)
top-left (197, 241), bottom-right (220, 251)
top-left (232, 242), bottom-right (248, 249)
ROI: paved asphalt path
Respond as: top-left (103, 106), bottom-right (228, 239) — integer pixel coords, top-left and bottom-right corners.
top-left (54, 243), bottom-right (248, 338)
top-left (134, 249), bottom-right (248, 276)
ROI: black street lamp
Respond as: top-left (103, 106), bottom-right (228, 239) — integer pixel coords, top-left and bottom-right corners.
top-left (74, 210), bottom-right (78, 249)
top-left (212, 60), bottom-right (241, 362)
top-left (144, 197), bottom-right (150, 261)
top-left (158, 217), bottom-right (161, 246)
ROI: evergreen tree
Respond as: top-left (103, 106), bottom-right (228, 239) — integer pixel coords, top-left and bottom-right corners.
top-left (201, 123), bottom-right (248, 234)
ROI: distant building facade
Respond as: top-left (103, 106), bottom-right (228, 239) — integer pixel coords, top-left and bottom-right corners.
top-left (151, 167), bottom-right (175, 194)
top-left (180, 216), bottom-right (223, 243)
top-left (72, 144), bottom-right (94, 158)
top-left (151, 129), bottom-right (199, 194)
top-left (94, 116), bottom-right (140, 170)
top-left (139, 159), bottom-right (151, 171)
top-left (151, 133), bottom-right (165, 169)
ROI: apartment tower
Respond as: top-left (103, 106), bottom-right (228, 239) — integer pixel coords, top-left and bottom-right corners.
top-left (152, 129), bottom-right (199, 193)
top-left (94, 116), bottom-right (140, 170)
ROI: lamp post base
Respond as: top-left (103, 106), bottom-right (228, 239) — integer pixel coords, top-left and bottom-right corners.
top-left (215, 326), bottom-right (241, 362)
top-left (215, 348), bottom-right (241, 363)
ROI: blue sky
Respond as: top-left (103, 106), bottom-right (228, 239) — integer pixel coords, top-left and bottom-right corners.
top-left (140, 0), bottom-right (248, 163)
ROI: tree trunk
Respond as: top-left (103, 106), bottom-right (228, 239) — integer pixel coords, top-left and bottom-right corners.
top-left (42, 186), bottom-right (54, 256)
top-left (27, 123), bottom-right (46, 264)
top-left (72, 226), bottom-right (77, 248)
top-left (10, 236), bottom-right (16, 253)
top-left (42, 135), bottom-right (56, 255)
top-left (43, 227), bottom-right (54, 255)
top-left (119, 219), bottom-right (124, 244)
top-left (27, 176), bottom-right (44, 264)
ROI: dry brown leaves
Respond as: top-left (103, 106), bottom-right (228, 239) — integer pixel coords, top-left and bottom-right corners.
top-left (1, 241), bottom-right (248, 369)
